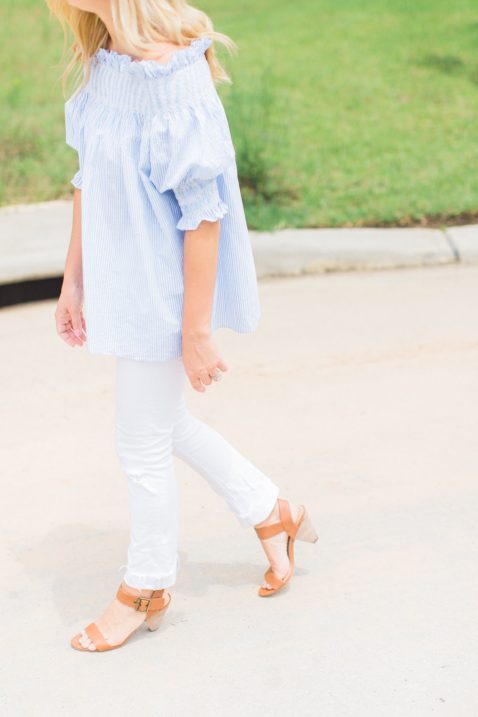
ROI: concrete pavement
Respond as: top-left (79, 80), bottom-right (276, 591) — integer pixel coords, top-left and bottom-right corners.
top-left (1, 264), bottom-right (478, 715)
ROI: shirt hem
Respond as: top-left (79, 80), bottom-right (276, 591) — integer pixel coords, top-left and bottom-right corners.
top-left (84, 320), bottom-right (260, 362)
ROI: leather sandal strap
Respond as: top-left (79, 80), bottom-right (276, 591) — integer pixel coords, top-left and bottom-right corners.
top-left (278, 498), bottom-right (298, 538)
top-left (254, 520), bottom-right (284, 539)
top-left (255, 499), bottom-right (300, 540)
top-left (263, 567), bottom-right (286, 590)
top-left (116, 585), bottom-right (168, 613)
top-left (84, 622), bottom-right (111, 651)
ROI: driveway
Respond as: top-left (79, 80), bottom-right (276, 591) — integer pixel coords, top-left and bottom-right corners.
top-left (1, 265), bottom-right (477, 716)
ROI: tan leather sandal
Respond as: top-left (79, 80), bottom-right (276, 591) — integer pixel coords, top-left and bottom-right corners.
top-left (70, 583), bottom-right (172, 652)
top-left (254, 498), bottom-right (318, 597)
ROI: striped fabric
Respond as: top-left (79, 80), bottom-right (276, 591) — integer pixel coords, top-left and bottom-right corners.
top-left (64, 36), bottom-right (261, 361)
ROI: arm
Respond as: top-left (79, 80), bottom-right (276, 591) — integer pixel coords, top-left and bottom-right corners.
top-left (63, 187), bottom-right (83, 288)
top-left (182, 218), bottom-right (220, 336)
top-left (54, 188), bottom-right (87, 347)
top-left (181, 218), bottom-right (228, 392)
top-left (147, 86), bottom-right (236, 389)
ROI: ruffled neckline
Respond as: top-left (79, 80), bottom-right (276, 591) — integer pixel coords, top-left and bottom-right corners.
top-left (93, 36), bottom-right (212, 78)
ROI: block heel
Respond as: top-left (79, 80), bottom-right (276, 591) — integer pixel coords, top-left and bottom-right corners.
top-left (145, 593), bottom-right (171, 631)
top-left (296, 509), bottom-right (319, 543)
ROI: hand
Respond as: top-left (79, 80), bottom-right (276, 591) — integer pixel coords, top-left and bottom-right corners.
top-left (181, 329), bottom-right (228, 393)
top-left (55, 282), bottom-right (87, 347)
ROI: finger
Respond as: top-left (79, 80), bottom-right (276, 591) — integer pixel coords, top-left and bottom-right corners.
top-left (192, 378), bottom-right (206, 393)
top-left (67, 332), bottom-right (83, 346)
top-left (71, 311), bottom-right (86, 340)
top-left (65, 324), bottom-right (83, 345)
top-left (200, 370), bottom-right (212, 386)
top-left (55, 315), bottom-right (71, 334)
top-left (184, 366), bottom-right (207, 392)
top-left (55, 312), bottom-right (79, 341)
top-left (55, 309), bottom-right (82, 346)
top-left (69, 324), bottom-right (85, 345)
top-left (58, 321), bottom-right (82, 346)
top-left (59, 330), bottom-right (78, 347)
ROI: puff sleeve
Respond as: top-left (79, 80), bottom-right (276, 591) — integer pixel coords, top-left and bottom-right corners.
top-left (64, 86), bottom-right (89, 190)
top-left (149, 91), bottom-right (236, 231)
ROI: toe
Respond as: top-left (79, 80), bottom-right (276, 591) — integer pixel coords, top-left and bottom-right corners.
top-left (79, 631), bottom-right (97, 651)
top-left (79, 631), bottom-right (91, 648)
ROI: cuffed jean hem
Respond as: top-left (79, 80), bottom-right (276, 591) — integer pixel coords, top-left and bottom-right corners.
top-left (234, 483), bottom-right (280, 529)
top-left (118, 554), bottom-right (180, 590)
top-left (121, 567), bottom-right (178, 590)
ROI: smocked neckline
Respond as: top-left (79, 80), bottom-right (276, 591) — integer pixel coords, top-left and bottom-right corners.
top-left (93, 35), bottom-right (212, 78)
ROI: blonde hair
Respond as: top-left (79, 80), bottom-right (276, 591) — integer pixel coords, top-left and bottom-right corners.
top-left (45, 0), bottom-right (237, 96)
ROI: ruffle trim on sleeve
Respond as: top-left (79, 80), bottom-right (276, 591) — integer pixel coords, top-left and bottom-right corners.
top-left (93, 36), bottom-right (213, 79)
top-left (176, 199), bottom-right (229, 231)
top-left (174, 175), bottom-right (229, 231)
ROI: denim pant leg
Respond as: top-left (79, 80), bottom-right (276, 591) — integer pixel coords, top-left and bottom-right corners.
top-left (171, 392), bottom-right (280, 528)
top-left (114, 356), bottom-right (185, 590)
top-left (114, 355), bottom-right (280, 589)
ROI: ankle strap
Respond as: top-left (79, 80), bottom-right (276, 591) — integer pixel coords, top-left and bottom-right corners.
top-left (254, 499), bottom-right (299, 539)
top-left (116, 584), bottom-right (169, 613)
top-left (255, 520), bottom-right (284, 539)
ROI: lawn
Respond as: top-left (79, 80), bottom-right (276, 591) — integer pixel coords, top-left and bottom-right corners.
top-left (1, 0), bottom-right (478, 230)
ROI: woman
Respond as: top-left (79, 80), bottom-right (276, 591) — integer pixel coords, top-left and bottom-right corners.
top-left (48, 0), bottom-right (318, 653)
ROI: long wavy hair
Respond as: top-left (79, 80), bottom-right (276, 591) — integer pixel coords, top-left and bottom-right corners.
top-left (45, 0), bottom-right (237, 96)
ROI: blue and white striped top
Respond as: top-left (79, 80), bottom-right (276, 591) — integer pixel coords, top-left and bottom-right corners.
top-left (64, 35), bottom-right (261, 361)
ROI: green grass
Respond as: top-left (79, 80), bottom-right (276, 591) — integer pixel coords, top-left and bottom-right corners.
top-left (1, 0), bottom-right (478, 229)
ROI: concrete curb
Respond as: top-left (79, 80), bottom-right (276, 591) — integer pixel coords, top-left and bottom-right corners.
top-left (1, 199), bottom-right (478, 286)
top-left (251, 227), bottom-right (458, 278)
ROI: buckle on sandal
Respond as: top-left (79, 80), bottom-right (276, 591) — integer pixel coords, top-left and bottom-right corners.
top-left (133, 596), bottom-right (151, 612)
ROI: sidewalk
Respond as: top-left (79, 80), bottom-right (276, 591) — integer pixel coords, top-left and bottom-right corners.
top-left (1, 263), bottom-right (477, 715)
top-left (1, 199), bottom-right (478, 285)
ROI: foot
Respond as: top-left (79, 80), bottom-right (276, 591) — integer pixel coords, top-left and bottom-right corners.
top-left (254, 499), bottom-right (301, 590)
top-left (76, 581), bottom-right (159, 651)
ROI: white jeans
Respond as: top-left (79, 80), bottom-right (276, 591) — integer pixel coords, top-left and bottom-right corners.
top-left (114, 355), bottom-right (280, 589)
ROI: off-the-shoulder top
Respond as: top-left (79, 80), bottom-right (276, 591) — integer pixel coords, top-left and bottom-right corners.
top-left (64, 36), bottom-right (261, 361)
